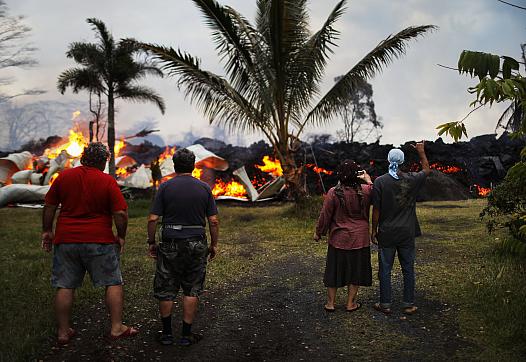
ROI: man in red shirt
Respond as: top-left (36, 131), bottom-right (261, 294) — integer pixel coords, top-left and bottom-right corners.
top-left (42, 142), bottom-right (138, 344)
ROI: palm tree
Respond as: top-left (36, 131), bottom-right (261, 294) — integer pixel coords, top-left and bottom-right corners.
top-left (58, 18), bottom-right (166, 177)
top-left (139, 0), bottom-right (435, 199)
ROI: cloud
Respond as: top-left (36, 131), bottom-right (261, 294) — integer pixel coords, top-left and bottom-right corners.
top-left (2, 0), bottom-right (523, 147)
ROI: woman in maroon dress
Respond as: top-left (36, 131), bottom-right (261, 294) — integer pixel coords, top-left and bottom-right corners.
top-left (314, 160), bottom-right (373, 312)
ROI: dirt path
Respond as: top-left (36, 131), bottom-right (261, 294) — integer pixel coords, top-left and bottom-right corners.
top-left (39, 239), bottom-right (473, 362)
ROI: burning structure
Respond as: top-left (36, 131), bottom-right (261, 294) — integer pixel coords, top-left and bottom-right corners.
top-left (0, 126), bottom-right (524, 207)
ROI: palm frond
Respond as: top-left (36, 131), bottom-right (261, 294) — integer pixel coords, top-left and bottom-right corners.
top-left (116, 84), bottom-right (166, 114)
top-left (86, 18), bottom-right (115, 56)
top-left (140, 43), bottom-right (275, 138)
top-left (57, 67), bottom-right (104, 94)
top-left (287, 0), bottom-right (347, 126)
top-left (304, 25), bottom-right (436, 130)
top-left (191, 0), bottom-right (255, 93)
top-left (66, 42), bottom-right (104, 68)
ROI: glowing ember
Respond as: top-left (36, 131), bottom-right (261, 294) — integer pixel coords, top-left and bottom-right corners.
top-left (114, 139), bottom-right (125, 156)
top-left (44, 129), bottom-right (88, 159)
top-left (305, 163), bottom-right (333, 175)
top-left (474, 184), bottom-right (491, 197)
top-left (255, 156), bottom-right (283, 177)
top-left (192, 168), bottom-right (202, 179)
top-left (212, 179), bottom-right (247, 198)
top-left (409, 162), bottom-right (463, 174)
top-left (430, 162), bottom-right (462, 174)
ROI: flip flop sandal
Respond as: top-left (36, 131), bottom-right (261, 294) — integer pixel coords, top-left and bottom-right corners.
top-left (107, 326), bottom-right (139, 341)
top-left (403, 306), bottom-right (418, 315)
top-left (346, 302), bottom-right (362, 313)
top-left (179, 333), bottom-right (203, 347)
top-left (374, 302), bottom-right (392, 315)
top-left (324, 305), bottom-right (336, 313)
top-left (57, 328), bottom-right (76, 345)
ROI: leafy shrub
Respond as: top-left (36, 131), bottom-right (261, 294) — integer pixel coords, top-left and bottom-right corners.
top-left (481, 158), bottom-right (526, 246)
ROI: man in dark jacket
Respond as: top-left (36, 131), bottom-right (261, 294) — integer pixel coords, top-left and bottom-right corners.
top-left (147, 148), bottom-right (219, 346)
top-left (371, 141), bottom-right (430, 315)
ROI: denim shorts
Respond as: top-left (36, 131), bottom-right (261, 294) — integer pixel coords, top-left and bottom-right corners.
top-left (154, 236), bottom-right (208, 300)
top-left (51, 243), bottom-right (123, 288)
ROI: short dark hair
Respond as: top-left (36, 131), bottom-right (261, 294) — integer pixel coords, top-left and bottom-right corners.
top-left (80, 142), bottom-right (109, 169)
top-left (172, 148), bottom-right (195, 173)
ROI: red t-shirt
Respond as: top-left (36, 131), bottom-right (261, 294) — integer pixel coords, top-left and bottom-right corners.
top-left (45, 166), bottom-right (128, 244)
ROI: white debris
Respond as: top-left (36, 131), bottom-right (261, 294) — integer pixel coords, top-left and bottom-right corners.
top-left (0, 151), bottom-right (33, 185)
top-left (0, 184), bottom-right (50, 207)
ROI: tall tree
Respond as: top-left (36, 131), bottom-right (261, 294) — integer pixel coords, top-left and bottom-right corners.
top-left (58, 18), bottom-right (166, 176)
top-left (0, 0), bottom-right (43, 103)
top-left (334, 77), bottom-right (381, 143)
top-left (139, 0), bottom-right (435, 199)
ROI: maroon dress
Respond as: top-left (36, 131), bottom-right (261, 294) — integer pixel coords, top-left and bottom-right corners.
top-left (316, 184), bottom-right (373, 287)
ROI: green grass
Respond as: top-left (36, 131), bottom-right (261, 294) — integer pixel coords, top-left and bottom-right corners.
top-left (0, 199), bottom-right (525, 361)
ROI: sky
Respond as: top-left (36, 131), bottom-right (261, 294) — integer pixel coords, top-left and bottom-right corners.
top-left (2, 0), bottom-right (525, 147)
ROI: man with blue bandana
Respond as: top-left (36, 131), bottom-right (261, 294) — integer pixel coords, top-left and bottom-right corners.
top-left (371, 141), bottom-right (430, 315)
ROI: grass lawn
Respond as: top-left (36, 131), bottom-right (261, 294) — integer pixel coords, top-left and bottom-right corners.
top-left (0, 198), bottom-right (525, 361)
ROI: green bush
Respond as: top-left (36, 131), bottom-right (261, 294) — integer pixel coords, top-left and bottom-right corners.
top-left (481, 157), bottom-right (526, 248)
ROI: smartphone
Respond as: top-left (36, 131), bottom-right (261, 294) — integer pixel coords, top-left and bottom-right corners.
top-left (357, 170), bottom-right (365, 175)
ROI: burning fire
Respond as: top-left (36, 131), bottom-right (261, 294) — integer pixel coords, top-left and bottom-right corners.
top-left (305, 163), bottom-right (333, 175)
top-left (192, 168), bottom-right (202, 179)
top-left (49, 173), bottom-right (59, 185)
top-left (159, 146), bottom-right (177, 163)
top-left (212, 179), bottom-right (247, 198)
top-left (116, 167), bottom-right (130, 178)
top-left (44, 128), bottom-right (88, 159)
top-left (114, 139), bottom-right (125, 156)
top-left (474, 184), bottom-right (491, 197)
top-left (255, 156), bottom-right (283, 177)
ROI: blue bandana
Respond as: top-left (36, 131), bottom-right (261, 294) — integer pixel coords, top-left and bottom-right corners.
top-left (387, 149), bottom-right (405, 180)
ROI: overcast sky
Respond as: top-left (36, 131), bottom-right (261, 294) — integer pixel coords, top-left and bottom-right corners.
top-left (3, 0), bottom-right (525, 147)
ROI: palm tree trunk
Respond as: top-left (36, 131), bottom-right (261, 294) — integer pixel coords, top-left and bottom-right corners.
top-left (107, 89), bottom-right (116, 177)
top-left (280, 148), bottom-right (306, 201)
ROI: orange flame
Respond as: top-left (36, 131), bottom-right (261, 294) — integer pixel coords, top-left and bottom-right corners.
top-left (49, 173), bottom-right (59, 185)
top-left (305, 163), bottom-right (333, 175)
top-left (44, 128), bottom-right (88, 159)
top-left (192, 168), bottom-right (202, 179)
top-left (474, 184), bottom-right (491, 197)
top-left (212, 179), bottom-right (247, 198)
top-left (255, 156), bottom-right (283, 177)
top-left (114, 139), bottom-right (125, 156)
top-left (159, 146), bottom-right (177, 163)
top-left (116, 167), bottom-right (130, 179)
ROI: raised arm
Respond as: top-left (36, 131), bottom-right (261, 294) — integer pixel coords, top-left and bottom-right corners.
top-left (412, 140), bottom-right (430, 176)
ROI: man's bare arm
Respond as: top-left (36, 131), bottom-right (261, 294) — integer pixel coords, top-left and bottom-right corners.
top-left (42, 204), bottom-right (58, 252)
top-left (42, 204), bottom-right (58, 233)
top-left (147, 213), bottom-right (160, 243)
top-left (112, 209), bottom-right (128, 239)
top-left (208, 215), bottom-right (219, 260)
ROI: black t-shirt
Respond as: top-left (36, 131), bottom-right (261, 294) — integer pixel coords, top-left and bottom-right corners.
top-left (372, 171), bottom-right (427, 247)
top-left (151, 175), bottom-right (218, 239)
